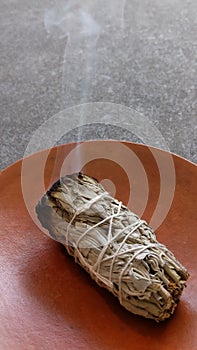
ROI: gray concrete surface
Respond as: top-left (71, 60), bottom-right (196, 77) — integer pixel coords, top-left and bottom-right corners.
top-left (1, 0), bottom-right (196, 170)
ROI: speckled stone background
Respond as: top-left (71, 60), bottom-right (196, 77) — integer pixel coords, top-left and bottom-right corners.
top-left (1, 0), bottom-right (196, 170)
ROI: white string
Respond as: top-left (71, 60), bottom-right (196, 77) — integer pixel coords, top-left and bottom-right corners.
top-left (117, 243), bottom-right (158, 304)
top-left (75, 199), bottom-right (122, 248)
top-left (66, 192), bottom-right (153, 299)
top-left (108, 220), bottom-right (146, 282)
top-left (66, 193), bottom-right (106, 246)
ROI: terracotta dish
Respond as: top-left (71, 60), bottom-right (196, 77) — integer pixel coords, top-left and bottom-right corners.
top-left (0, 141), bottom-right (196, 350)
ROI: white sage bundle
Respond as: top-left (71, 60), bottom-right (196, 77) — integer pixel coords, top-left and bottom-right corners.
top-left (36, 173), bottom-right (189, 322)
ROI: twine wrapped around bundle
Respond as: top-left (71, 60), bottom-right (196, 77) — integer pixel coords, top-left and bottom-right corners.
top-left (36, 173), bottom-right (189, 322)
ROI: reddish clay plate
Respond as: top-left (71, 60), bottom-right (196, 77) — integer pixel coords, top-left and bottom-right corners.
top-left (0, 141), bottom-right (196, 350)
